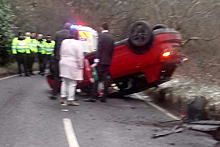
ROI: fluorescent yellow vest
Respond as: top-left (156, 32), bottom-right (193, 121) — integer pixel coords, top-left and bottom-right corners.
top-left (37, 39), bottom-right (46, 54)
top-left (13, 39), bottom-right (30, 54)
top-left (27, 38), bottom-right (38, 53)
top-left (44, 40), bottom-right (55, 55)
top-left (11, 37), bottom-right (18, 54)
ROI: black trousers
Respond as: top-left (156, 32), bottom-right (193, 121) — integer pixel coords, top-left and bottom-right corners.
top-left (92, 64), bottom-right (110, 98)
top-left (51, 59), bottom-right (60, 96)
top-left (27, 53), bottom-right (35, 74)
top-left (38, 53), bottom-right (45, 73)
top-left (16, 53), bottom-right (27, 75)
top-left (45, 55), bottom-right (52, 71)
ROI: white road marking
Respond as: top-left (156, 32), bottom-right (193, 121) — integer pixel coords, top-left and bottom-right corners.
top-left (133, 94), bottom-right (180, 120)
top-left (145, 100), bottom-right (180, 120)
top-left (62, 109), bottom-right (69, 112)
top-left (0, 71), bottom-right (40, 81)
top-left (63, 118), bottom-right (80, 147)
top-left (0, 74), bottom-right (18, 81)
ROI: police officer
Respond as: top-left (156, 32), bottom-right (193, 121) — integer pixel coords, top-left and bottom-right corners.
top-left (37, 33), bottom-right (46, 75)
top-left (27, 32), bottom-right (38, 75)
top-left (12, 32), bottom-right (30, 76)
top-left (43, 35), bottom-right (55, 74)
top-left (11, 36), bottom-right (18, 53)
top-left (25, 32), bottom-right (31, 40)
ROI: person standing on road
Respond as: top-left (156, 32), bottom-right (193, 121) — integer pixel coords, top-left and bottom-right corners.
top-left (59, 29), bottom-right (83, 106)
top-left (27, 32), bottom-right (38, 75)
top-left (84, 22), bottom-right (114, 103)
top-left (44, 35), bottom-right (55, 74)
top-left (37, 33), bottom-right (46, 75)
top-left (11, 35), bottom-right (18, 52)
top-left (25, 32), bottom-right (31, 41)
top-left (11, 32), bottom-right (30, 76)
top-left (49, 22), bottom-right (71, 99)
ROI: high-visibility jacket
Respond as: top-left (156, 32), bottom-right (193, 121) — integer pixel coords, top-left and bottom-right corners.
top-left (44, 40), bottom-right (55, 55)
top-left (25, 37), bottom-right (31, 43)
top-left (27, 38), bottom-right (38, 53)
top-left (12, 37), bottom-right (18, 54)
top-left (12, 39), bottom-right (30, 54)
top-left (37, 39), bottom-right (46, 54)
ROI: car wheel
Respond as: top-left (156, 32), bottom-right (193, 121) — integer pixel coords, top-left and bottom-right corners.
top-left (129, 21), bottom-right (152, 47)
top-left (152, 24), bottom-right (167, 30)
top-left (127, 35), bottom-right (154, 55)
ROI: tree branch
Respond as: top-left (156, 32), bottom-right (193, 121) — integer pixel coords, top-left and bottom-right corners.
top-left (181, 34), bottom-right (220, 46)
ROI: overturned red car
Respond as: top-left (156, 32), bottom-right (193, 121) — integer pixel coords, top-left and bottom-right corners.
top-left (47, 21), bottom-right (183, 97)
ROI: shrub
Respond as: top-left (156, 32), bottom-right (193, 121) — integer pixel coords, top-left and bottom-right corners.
top-left (0, 2), bottom-right (15, 66)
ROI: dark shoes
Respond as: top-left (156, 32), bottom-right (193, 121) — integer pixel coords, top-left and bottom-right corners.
top-left (83, 97), bottom-right (106, 103)
top-left (100, 98), bottom-right (106, 103)
top-left (19, 73), bottom-right (30, 77)
top-left (38, 72), bottom-right (45, 76)
top-left (83, 98), bottom-right (96, 102)
top-left (49, 95), bottom-right (57, 100)
top-left (40, 73), bottom-right (45, 76)
top-left (60, 97), bottom-right (66, 105)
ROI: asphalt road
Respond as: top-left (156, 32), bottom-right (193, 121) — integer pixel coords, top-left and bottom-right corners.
top-left (0, 75), bottom-right (218, 147)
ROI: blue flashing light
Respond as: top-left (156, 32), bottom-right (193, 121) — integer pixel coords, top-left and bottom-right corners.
top-left (71, 25), bottom-right (77, 29)
top-left (71, 24), bottom-right (83, 29)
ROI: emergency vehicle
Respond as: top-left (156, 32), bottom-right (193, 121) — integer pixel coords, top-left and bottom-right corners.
top-left (70, 25), bottom-right (98, 53)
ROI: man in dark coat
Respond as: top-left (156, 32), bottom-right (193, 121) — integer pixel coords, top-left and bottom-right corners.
top-left (49, 22), bottom-right (71, 99)
top-left (84, 22), bottom-right (114, 102)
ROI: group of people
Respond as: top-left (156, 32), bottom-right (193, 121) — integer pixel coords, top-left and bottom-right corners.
top-left (12, 31), bottom-right (55, 76)
top-left (12, 22), bottom-right (114, 106)
top-left (49, 22), bottom-right (114, 106)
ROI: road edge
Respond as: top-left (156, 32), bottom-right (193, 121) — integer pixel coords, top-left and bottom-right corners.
top-left (0, 74), bottom-right (18, 81)
top-left (132, 93), bottom-right (180, 120)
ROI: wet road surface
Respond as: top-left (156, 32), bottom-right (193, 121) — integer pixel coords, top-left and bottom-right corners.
top-left (0, 75), bottom-right (218, 147)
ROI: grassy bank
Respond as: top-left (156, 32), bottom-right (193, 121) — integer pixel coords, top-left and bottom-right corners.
top-left (0, 62), bottom-right (39, 77)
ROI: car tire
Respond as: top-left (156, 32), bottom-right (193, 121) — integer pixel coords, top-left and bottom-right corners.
top-left (127, 35), bottom-right (154, 55)
top-left (128, 21), bottom-right (152, 47)
top-left (128, 21), bottom-right (153, 54)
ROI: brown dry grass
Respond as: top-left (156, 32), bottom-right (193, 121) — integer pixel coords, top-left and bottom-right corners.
top-left (0, 62), bottom-right (38, 76)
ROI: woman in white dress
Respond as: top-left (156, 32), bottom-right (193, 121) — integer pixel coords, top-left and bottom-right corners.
top-left (59, 29), bottom-right (84, 106)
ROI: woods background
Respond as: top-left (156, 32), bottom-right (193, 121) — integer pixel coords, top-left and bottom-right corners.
top-left (1, 0), bottom-right (220, 83)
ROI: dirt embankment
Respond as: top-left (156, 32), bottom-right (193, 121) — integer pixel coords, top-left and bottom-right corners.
top-left (144, 59), bottom-right (220, 120)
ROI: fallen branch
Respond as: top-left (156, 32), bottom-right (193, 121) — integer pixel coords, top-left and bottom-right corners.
top-left (181, 34), bottom-right (220, 46)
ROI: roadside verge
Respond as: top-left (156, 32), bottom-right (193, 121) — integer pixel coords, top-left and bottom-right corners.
top-left (0, 63), bottom-right (39, 78)
top-left (141, 77), bottom-right (220, 120)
